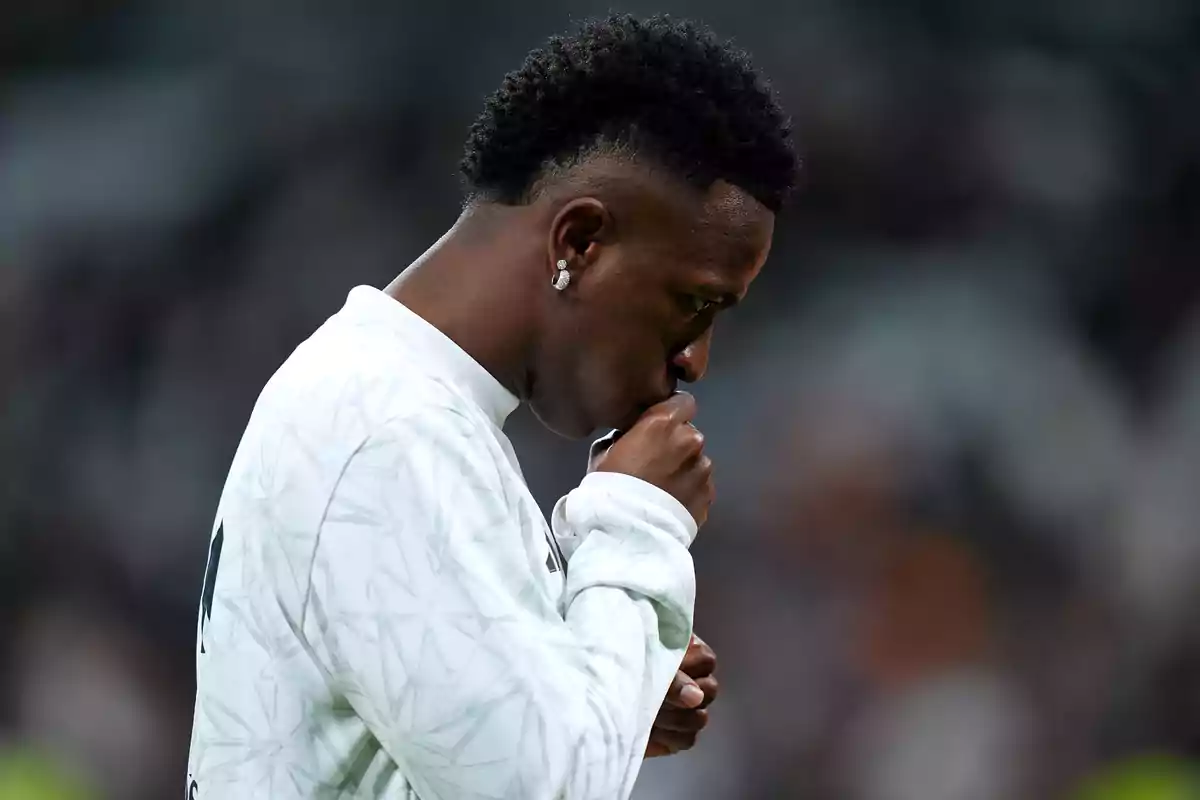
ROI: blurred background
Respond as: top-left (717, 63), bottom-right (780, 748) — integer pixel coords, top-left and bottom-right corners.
top-left (2, 1), bottom-right (1199, 798)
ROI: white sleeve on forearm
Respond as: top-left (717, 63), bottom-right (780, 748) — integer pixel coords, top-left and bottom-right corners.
top-left (302, 408), bottom-right (697, 800)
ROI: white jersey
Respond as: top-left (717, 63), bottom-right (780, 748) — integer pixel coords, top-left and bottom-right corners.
top-left (185, 286), bottom-right (697, 800)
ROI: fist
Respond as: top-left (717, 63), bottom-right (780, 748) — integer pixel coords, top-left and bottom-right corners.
top-left (590, 393), bottom-right (715, 527)
top-left (646, 634), bottom-right (719, 758)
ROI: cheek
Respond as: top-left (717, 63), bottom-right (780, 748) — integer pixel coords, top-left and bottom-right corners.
top-left (571, 289), bottom-right (674, 403)
top-left (589, 327), bottom-right (669, 399)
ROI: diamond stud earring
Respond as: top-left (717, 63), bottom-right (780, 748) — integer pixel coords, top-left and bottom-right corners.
top-left (553, 259), bottom-right (571, 291)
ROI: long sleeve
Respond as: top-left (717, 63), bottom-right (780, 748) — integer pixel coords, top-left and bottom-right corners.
top-left (302, 405), bottom-right (697, 800)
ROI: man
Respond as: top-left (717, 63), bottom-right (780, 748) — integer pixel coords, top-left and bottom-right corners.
top-left (186, 13), bottom-right (797, 799)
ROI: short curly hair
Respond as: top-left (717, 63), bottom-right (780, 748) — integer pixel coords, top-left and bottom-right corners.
top-left (460, 14), bottom-right (798, 213)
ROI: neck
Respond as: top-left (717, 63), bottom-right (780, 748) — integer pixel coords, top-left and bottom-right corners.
top-left (384, 207), bottom-right (538, 401)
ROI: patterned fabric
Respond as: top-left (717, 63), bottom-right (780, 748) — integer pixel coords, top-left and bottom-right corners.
top-left (185, 286), bottom-right (697, 799)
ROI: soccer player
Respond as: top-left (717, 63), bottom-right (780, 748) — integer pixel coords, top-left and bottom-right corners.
top-left (186, 13), bottom-right (797, 799)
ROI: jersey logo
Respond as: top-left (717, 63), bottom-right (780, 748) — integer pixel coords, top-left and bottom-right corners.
top-left (199, 523), bottom-right (224, 654)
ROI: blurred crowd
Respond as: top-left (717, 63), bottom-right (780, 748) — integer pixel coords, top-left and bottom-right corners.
top-left (2, 1), bottom-right (1199, 798)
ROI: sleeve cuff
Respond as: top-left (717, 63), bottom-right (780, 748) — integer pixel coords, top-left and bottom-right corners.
top-left (552, 471), bottom-right (698, 553)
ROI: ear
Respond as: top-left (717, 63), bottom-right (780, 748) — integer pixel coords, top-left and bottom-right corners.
top-left (546, 197), bottom-right (613, 282)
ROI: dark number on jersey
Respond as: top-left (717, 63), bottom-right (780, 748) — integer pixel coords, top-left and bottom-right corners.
top-left (199, 524), bottom-right (224, 654)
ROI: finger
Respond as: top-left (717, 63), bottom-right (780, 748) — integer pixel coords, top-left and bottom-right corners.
top-left (645, 739), bottom-right (672, 758)
top-left (665, 671), bottom-right (705, 708)
top-left (675, 426), bottom-right (707, 458)
top-left (646, 728), bottom-right (699, 755)
top-left (680, 635), bottom-right (717, 678)
top-left (654, 391), bottom-right (697, 425)
top-left (653, 707), bottom-right (709, 733)
top-left (694, 674), bottom-right (719, 709)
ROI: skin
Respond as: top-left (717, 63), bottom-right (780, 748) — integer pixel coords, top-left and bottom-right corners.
top-left (387, 155), bottom-right (775, 439)
top-left (646, 634), bottom-right (720, 758)
top-left (386, 153), bottom-right (775, 757)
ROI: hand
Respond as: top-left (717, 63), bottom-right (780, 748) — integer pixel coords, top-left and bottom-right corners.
top-left (591, 393), bottom-right (714, 526)
top-left (646, 634), bottom-right (719, 758)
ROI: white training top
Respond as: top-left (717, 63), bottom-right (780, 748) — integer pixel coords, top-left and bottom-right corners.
top-left (185, 286), bottom-right (698, 800)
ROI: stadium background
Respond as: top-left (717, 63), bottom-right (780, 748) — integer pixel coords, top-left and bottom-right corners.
top-left (2, 1), bottom-right (1199, 798)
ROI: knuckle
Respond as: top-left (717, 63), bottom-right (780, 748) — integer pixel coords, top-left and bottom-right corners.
top-left (645, 414), bottom-right (671, 433)
top-left (672, 425), bottom-right (704, 453)
top-left (683, 641), bottom-right (716, 673)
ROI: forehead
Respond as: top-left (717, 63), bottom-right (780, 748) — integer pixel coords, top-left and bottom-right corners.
top-left (670, 181), bottom-right (774, 292)
top-left (697, 181), bottom-right (774, 259)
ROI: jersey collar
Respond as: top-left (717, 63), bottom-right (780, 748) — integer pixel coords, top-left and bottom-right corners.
top-left (343, 285), bottom-right (521, 428)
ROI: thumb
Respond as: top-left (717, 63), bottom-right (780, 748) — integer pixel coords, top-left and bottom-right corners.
top-left (680, 681), bottom-right (705, 708)
top-left (670, 672), bottom-right (705, 709)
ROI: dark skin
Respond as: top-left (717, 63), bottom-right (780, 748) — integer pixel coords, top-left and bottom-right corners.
top-left (646, 634), bottom-right (720, 757)
top-left (387, 156), bottom-right (774, 757)
top-left (387, 157), bottom-right (774, 438)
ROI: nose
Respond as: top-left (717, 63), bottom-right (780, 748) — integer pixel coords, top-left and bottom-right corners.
top-left (671, 327), bottom-right (713, 384)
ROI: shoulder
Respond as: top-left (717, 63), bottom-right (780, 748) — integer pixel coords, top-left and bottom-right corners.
top-left (256, 320), bottom-right (480, 450)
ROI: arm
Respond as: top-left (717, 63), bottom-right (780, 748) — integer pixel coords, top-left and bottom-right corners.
top-left (575, 428), bottom-right (720, 760)
top-left (302, 408), bottom-right (697, 800)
